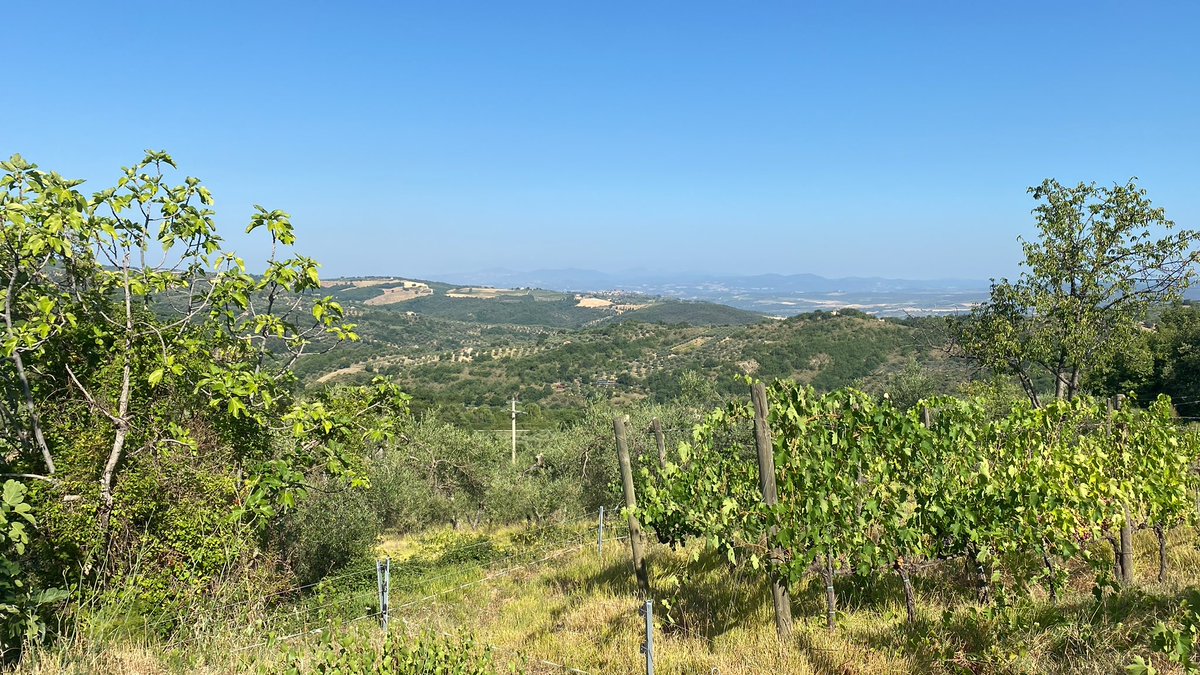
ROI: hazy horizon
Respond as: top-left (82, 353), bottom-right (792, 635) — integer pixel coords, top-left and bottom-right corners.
top-left (406, 266), bottom-right (993, 284)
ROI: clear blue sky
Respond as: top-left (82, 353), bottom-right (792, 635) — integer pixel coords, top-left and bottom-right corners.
top-left (6, 1), bottom-right (1198, 280)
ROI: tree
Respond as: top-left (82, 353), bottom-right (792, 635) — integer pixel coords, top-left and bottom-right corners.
top-left (956, 179), bottom-right (1199, 405)
top-left (1094, 302), bottom-right (1200, 417)
top-left (1, 152), bottom-right (400, 573)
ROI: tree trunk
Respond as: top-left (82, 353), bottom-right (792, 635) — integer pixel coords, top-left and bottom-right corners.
top-left (1108, 535), bottom-right (1123, 583)
top-left (895, 558), bottom-right (916, 623)
top-left (1043, 550), bottom-right (1058, 603)
top-left (1120, 505), bottom-right (1135, 586)
top-left (1054, 349), bottom-right (1068, 400)
top-left (10, 350), bottom-right (55, 474)
top-left (1014, 368), bottom-right (1042, 409)
top-left (651, 418), bottom-right (667, 471)
top-left (1156, 524), bottom-right (1167, 583)
top-left (966, 545), bottom-right (990, 603)
top-left (98, 257), bottom-right (134, 535)
top-left (3, 273), bottom-right (55, 474)
top-left (822, 555), bottom-right (837, 631)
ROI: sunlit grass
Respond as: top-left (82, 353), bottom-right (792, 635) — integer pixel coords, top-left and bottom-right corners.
top-left (19, 524), bottom-right (1200, 673)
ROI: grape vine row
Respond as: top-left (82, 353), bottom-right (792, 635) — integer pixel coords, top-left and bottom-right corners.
top-left (638, 382), bottom-right (1200, 624)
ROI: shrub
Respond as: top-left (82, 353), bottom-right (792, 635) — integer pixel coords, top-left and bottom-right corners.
top-left (1, 480), bottom-right (66, 661)
top-left (275, 478), bottom-right (380, 586)
top-left (275, 629), bottom-right (508, 674)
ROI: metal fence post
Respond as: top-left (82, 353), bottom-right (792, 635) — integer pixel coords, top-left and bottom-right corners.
top-left (375, 559), bottom-right (383, 629)
top-left (598, 506), bottom-right (604, 558)
top-left (382, 557), bottom-right (391, 634)
top-left (642, 599), bottom-right (654, 675)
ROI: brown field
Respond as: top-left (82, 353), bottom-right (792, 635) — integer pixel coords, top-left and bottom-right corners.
top-left (575, 296), bottom-right (613, 308)
top-left (362, 285), bottom-right (433, 305)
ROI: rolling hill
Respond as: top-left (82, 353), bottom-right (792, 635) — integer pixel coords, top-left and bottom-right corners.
top-left (297, 283), bottom-right (968, 429)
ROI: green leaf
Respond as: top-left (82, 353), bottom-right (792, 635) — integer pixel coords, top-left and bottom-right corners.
top-left (2, 480), bottom-right (25, 507)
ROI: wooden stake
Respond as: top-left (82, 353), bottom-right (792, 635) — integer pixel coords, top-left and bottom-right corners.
top-left (1112, 395), bottom-right (1135, 586)
top-left (751, 382), bottom-right (793, 640)
top-left (651, 418), bottom-right (667, 470)
top-left (615, 416), bottom-right (650, 597)
top-left (1156, 524), bottom-right (1167, 583)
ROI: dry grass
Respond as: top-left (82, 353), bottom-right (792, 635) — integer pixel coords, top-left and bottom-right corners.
top-left (19, 525), bottom-right (1200, 674)
top-left (381, 526), bottom-right (1200, 673)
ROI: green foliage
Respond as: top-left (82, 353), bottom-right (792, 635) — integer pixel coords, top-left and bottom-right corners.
top-left (862, 359), bottom-right (938, 411)
top-left (275, 629), bottom-right (508, 674)
top-left (0, 481), bottom-right (66, 659)
top-left (640, 382), bottom-right (1200, 620)
top-left (1097, 303), bottom-right (1200, 418)
top-left (363, 401), bottom-right (684, 531)
top-left (956, 179), bottom-right (1200, 404)
top-left (1126, 655), bottom-right (1159, 675)
top-left (1147, 600), bottom-right (1200, 672)
top-left (0, 153), bottom-right (409, 641)
top-left (276, 478), bottom-right (381, 587)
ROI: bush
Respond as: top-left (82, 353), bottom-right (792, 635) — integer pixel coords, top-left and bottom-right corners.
top-left (1, 480), bottom-right (66, 661)
top-left (275, 479), bottom-right (380, 586)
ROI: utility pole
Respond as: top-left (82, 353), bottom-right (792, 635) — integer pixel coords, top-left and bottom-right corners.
top-left (510, 394), bottom-right (521, 465)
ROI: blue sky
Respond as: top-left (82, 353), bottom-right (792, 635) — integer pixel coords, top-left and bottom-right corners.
top-left (6, 2), bottom-right (1198, 280)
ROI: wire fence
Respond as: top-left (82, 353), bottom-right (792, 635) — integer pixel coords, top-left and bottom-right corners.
top-left (151, 505), bottom-right (635, 671)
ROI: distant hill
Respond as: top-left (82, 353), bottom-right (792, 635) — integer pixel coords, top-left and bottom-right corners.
top-left (317, 276), bottom-right (765, 329)
top-left (430, 268), bottom-right (988, 293)
top-left (612, 301), bottom-right (763, 326)
top-left (294, 277), bottom-right (772, 387)
top-left (295, 277), bottom-right (974, 428)
top-left (299, 302), bottom-right (968, 427)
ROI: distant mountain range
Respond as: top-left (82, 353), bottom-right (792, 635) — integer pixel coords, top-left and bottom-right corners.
top-left (428, 268), bottom-right (993, 317)
top-left (433, 268), bottom-right (990, 293)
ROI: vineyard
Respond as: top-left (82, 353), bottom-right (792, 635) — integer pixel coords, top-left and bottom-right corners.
top-left (5, 149), bottom-right (1200, 674)
top-left (635, 382), bottom-right (1200, 664)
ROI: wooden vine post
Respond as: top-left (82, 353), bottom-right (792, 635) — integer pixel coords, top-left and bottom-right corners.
top-left (651, 418), bottom-right (667, 471)
top-left (614, 415), bottom-right (650, 597)
top-left (1111, 394), bottom-right (1135, 586)
top-left (751, 382), bottom-right (794, 640)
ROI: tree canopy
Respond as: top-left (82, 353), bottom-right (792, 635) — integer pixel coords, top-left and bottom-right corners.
top-left (956, 179), bottom-right (1199, 405)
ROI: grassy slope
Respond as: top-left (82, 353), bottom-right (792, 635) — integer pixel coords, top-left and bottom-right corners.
top-left (388, 527), bottom-right (1200, 674)
top-left (29, 525), bottom-right (1200, 674)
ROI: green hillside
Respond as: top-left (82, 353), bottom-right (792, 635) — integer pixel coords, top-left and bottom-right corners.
top-left (293, 280), bottom-right (774, 389)
top-left (293, 278), bottom-right (973, 430)
top-left (301, 306), bottom-right (968, 428)
top-left (612, 299), bottom-right (764, 326)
